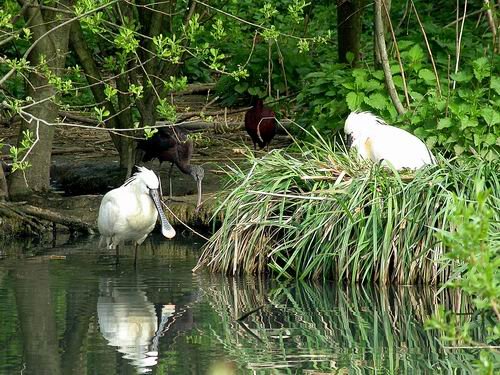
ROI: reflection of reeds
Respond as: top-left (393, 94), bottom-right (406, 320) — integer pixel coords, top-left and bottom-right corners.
top-left (200, 276), bottom-right (482, 373)
top-left (195, 139), bottom-right (499, 284)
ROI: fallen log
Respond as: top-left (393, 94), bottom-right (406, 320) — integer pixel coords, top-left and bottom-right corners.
top-left (0, 202), bottom-right (96, 236)
top-left (17, 204), bottom-right (96, 235)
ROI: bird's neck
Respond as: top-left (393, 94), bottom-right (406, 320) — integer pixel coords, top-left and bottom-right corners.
top-left (176, 161), bottom-right (192, 175)
top-left (254, 99), bottom-right (264, 111)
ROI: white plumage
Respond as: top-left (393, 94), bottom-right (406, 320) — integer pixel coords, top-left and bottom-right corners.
top-left (98, 278), bottom-right (176, 373)
top-left (344, 111), bottom-right (436, 170)
top-left (98, 166), bottom-right (176, 264)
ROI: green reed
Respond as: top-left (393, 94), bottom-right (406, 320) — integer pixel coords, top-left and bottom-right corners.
top-left (195, 134), bottom-right (499, 284)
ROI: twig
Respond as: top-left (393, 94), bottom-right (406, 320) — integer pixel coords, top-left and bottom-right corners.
top-left (375, 0), bottom-right (406, 114)
top-left (452, 0), bottom-right (468, 90)
top-left (383, 0), bottom-right (410, 108)
top-left (410, 0), bottom-right (442, 96)
top-left (483, 0), bottom-right (498, 52)
top-left (161, 200), bottom-right (210, 241)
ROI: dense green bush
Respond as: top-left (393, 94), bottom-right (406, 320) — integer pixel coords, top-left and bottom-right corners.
top-left (427, 188), bottom-right (500, 373)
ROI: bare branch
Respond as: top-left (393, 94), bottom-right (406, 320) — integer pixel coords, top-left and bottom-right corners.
top-left (374, 0), bottom-right (406, 115)
top-left (410, 0), bottom-right (442, 96)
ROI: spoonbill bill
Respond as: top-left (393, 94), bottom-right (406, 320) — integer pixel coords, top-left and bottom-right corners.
top-left (344, 111), bottom-right (436, 170)
top-left (98, 166), bottom-right (176, 266)
top-left (244, 97), bottom-right (277, 151)
top-left (136, 127), bottom-right (204, 209)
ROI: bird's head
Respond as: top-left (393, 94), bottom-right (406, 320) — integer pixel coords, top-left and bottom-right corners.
top-left (190, 165), bottom-right (204, 210)
top-left (190, 165), bottom-right (204, 182)
top-left (132, 166), bottom-right (160, 192)
top-left (344, 111), bottom-right (379, 147)
top-left (128, 167), bottom-right (175, 239)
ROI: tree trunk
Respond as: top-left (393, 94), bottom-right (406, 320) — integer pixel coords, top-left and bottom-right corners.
top-left (8, 1), bottom-right (72, 198)
top-left (374, 0), bottom-right (391, 66)
top-left (0, 163), bottom-right (8, 201)
top-left (337, 0), bottom-right (363, 65)
top-left (69, 21), bottom-right (121, 150)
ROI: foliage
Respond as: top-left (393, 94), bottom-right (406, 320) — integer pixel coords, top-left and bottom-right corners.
top-left (427, 188), bottom-right (500, 374)
top-left (213, 1), bottom-right (329, 105)
top-left (196, 133), bottom-right (500, 283)
top-left (295, 2), bottom-right (499, 159)
top-left (297, 44), bottom-right (499, 159)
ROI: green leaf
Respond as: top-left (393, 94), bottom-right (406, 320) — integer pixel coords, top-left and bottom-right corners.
top-left (371, 71), bottom-right (384, 80)
top-left (437, 118), bottom-right (453, 129)
top-left (484, 133), bottom-right (497, 145)
top-left (409, 91), bottom-right (424, 101)
top-left (352, 69), bottom-right (368, 86)
top-left (418, 68), bottom-right (436, 83)
top-left (450, 71), bottom-right (472, 83)
top-left (453, 144), bottom-right (465, 155)
top-left (490, 76), bottom-right (500, 95)
top-left (472, 57), bottom-right (490, 81)
top-left (234, 82), bottom-right (248, 94)
top-left (346, 92), bottom-right (364, 111)
top-left (407, 44), bottom-right (424, 63)
top-left (480, 107), bottom-right (500, 126)
top-left (460, 116), bottom-right (478, 129)
top-left (364, 92), bottom-right (387, 110)
top-left (248, 87), bottom-right (259, 96)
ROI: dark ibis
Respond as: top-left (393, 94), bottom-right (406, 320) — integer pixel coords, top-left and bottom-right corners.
top-left (244, 97), bottom-right (277, 150)
top-left (136, 127), bottom-right (204, 209)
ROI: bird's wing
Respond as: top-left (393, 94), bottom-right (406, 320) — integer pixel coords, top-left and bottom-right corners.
top-left (97, 193), bottom-right (123, 237)
top-left (370, 125), bottom-right (434, 169)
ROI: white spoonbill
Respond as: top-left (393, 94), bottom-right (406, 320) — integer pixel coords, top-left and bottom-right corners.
top-left (344, 111), bottom-right (436, 170)
top-left (98, 166), bottom-right (176, 265)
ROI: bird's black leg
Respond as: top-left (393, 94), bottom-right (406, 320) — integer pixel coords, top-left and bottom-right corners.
top-left (134, 243), bottom-right (138, 269)
top-left (157, 162), bottom-right (163, 196)
top-left (115, 245), bottom-right (120, 265)
top-left (168, 163), bottom-right (174, 201)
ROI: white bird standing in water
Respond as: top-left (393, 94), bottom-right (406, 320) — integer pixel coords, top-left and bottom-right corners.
top-left (98, 166), bottom-right (176, 266)
top-left (344, 111), bottom-right (436, 170)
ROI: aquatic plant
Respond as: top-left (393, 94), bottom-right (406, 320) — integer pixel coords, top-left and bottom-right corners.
top-left (195, 133), bottom-right (499, 284)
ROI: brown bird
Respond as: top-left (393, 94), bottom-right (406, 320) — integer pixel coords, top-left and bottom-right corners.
top-left (244, 97), bottom-right (277, 151)
top-left (135, 127), bottom-right (204, 209)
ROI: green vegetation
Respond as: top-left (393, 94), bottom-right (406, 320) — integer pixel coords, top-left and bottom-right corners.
top-left (196, 133), bottom-right (500, 283)
top-left (427, 189), bottom-right (500, 373)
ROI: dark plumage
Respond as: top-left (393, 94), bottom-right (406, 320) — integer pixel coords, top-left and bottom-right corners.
top-left (136, 127), bottom-right (204, 208)
top-left (244, 98), bottom-right (277, 150)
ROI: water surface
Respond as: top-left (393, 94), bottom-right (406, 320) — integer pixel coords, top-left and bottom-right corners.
top-left (0, 235), bottom-right (477, 374)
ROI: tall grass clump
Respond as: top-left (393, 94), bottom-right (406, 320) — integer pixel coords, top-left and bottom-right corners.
top-left (195, 134), bottom-right (499, 284)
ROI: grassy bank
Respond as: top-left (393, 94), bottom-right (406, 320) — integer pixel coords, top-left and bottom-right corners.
top-left (195, 136), bottom-right (499, 284)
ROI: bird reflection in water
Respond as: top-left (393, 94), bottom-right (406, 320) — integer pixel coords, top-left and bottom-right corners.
top-left (97, 278), bottom-right (175, 373)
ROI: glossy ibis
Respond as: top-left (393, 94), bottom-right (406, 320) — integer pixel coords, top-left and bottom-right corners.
top-left (344, 111), bottom-right (436, 170)
top-left (136, 127), bottom-right (204, 209)
top-left (244, 97), bottom-right (277, 150)
top-left (98, 166), bottom-right (176, 266)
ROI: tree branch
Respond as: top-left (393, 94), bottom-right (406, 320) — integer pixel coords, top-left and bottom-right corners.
top-left (410, 0), bottom-right (442, 96)
top-left (374, 0), bottom-right (406, 115)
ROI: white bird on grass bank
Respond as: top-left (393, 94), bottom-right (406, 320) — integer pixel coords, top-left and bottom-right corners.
top-left (344, 111), bottom-right (436, 170)
top-left (98, 166), bottom-right (176, 266)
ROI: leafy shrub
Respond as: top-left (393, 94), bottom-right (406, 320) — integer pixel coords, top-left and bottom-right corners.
top-left (296, 41), bottom-right (499, 160)
top-left (427, 187), bottom-right (500, 373)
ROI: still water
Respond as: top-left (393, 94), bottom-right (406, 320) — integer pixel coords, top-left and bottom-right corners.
top-left (0, 235), bottom-right (476, 374)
